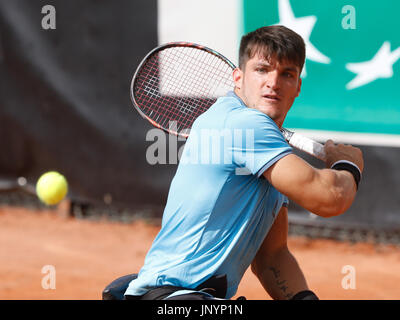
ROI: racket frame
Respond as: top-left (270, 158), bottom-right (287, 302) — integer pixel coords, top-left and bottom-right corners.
top-left (130, 42), bottom-right (236, 138)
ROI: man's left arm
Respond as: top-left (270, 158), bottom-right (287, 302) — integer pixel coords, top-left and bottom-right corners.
top-left (251, 206), bottom-right (318, 300)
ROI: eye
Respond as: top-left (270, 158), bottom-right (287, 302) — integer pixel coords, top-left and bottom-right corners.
top-left (283, 72), bottom-right (294, 78)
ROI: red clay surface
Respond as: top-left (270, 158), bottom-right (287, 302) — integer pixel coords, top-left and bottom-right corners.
top-left (0, 205), bottom-right (399, 300)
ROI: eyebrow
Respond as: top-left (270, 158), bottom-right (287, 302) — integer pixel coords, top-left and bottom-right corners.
top-left (282, 67), bottom-right (298, 73)
top-left (254, 62), bottom-right (299, 73)
top-left (254, 62), bottom-right (271, 68)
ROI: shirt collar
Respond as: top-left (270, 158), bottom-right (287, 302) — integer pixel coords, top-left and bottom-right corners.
top-left (226, 91), bottom-right (247, 108)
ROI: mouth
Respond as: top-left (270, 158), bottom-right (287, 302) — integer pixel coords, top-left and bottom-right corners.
top-left (262, 94), bottom-right (281, 101)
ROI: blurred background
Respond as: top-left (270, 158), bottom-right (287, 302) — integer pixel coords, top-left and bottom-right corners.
top-left (1, 0), bottom-right (400, 244)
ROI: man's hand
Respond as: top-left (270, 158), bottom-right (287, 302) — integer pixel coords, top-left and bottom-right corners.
top-left (324, 140), bottom-right (364, 172)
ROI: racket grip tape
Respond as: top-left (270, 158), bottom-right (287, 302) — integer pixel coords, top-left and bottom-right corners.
top-left (287, 132), bottom-right (327, 162)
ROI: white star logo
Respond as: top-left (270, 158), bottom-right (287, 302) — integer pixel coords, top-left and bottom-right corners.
top-left (277, 0), bottom-right (331, 77)
top-left (345, 41), bottom-right (400, 90)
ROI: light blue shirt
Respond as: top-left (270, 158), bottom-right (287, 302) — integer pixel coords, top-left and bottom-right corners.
top-left (125, 92), bottom-right (293, 298)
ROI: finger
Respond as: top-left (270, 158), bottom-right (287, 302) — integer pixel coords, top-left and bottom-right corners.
top-left (324, 139), bottom-right (335, 148)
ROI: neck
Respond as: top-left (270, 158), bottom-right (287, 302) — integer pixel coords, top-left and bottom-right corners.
top-left (233, 88), bottom-right (284, 128)
top-left (233, 87), bottom-right (247, 106)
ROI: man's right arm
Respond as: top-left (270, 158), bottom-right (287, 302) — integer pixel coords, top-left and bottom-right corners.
top-left (263, 140), bottom-right (364, 218)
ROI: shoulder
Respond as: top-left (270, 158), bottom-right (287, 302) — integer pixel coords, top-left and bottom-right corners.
top-left (227, 107), bottom-right (281, 134)
top-left (212, 95), bottom-right (243, 111)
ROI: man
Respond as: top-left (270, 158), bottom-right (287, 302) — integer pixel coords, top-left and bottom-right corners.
top-left (124, 25), bottom-right (364, 300)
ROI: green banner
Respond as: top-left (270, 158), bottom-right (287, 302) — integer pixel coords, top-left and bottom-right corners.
top-left (243, 0), bottom-right (400, 135)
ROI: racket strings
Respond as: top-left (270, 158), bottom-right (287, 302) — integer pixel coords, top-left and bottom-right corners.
top-left (145, 49), bottom-right (197, 129)
top-left (165, 48), bottom-right (216, 117)
top-left (134, 46), bottom-right (234, 134)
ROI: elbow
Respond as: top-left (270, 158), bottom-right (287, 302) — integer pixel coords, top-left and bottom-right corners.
top-left (307, 170), bottom-right (356, 218)
top-left (311, 187), bottom-right (354, 218)
top-left (312, 205), bottom-right (347, 218)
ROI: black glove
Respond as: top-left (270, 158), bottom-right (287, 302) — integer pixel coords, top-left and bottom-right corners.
top-left (290, 290), bottom-right (319, 300)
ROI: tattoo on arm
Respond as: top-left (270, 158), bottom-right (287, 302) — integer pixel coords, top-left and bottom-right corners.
top-left (268, 267), bottom-right (294, 299)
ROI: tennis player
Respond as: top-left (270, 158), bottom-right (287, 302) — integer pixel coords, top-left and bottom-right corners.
top-left (124, 25), bottom-right (364, 300)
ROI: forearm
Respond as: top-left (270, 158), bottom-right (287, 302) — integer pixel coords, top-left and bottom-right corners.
top-left (253, 247), bottom-right (309, 300)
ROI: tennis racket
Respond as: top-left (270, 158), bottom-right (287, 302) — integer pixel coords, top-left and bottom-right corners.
top-left (130, 42), bottom-right (326, 161)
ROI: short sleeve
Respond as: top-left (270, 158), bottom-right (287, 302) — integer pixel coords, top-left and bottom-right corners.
top-left (227, 109), bottom-right (293, 177)
top-left (282, 195), bottom-right (290, 207)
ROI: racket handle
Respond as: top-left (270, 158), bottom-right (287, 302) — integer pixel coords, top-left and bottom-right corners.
top-left (281, 128), bottom-right (326, 162)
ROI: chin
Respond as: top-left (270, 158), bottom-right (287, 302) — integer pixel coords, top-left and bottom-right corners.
top-left (256, 105), bottom-right (279, 118)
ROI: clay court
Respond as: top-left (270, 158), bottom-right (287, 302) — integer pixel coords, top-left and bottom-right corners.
top-left (0, 205), bottom-right (399, 300)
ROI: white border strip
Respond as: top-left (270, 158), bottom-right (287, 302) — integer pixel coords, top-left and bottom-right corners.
top-left (288, 129), bottom-right (400, 148)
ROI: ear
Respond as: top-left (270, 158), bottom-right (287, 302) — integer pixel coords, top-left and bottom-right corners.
top-left (233, 67), bottom-right (243, 89)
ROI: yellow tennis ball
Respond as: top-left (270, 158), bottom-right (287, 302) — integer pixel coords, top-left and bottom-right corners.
top-left (36, 171), bottom-right (68, 205)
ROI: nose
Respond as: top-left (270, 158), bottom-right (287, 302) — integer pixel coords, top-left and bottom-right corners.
top-left (265, 70), bottom-right (280, 90)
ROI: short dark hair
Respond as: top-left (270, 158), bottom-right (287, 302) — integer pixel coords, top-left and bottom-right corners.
top-left (238, 25), bottom-right (306, 74)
